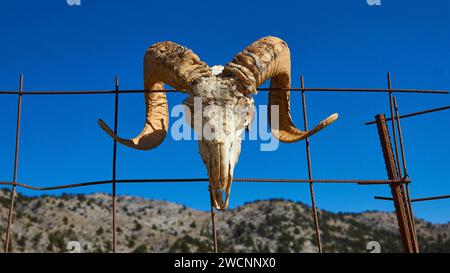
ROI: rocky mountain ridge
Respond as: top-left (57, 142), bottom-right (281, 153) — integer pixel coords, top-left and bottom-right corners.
top-left (0, 189), bottom-right (448, 253)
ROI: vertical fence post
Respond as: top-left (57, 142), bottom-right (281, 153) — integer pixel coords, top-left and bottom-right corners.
top-left (375, 113), bottom-right (418, 253)
top-left (387, 73), bottom-right (403, 178)
top-left (386, 73), bottom-right (418, 252)
top-left (393, 97), bottom-right (419, 252)
top-left (3, 74), bottom-right (23, 253)
top-left (209, 188), bottom-right (218, 253)
top-left (111, 76), bottom-right (119, 253)
top-left (300, 75), bottom-right (323, 253)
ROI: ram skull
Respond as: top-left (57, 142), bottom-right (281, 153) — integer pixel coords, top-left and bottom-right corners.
top-left (98, 37), bottom-right (338, 210)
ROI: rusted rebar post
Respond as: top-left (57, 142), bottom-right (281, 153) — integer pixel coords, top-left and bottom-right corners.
top-left (392, 97), bottom-right (408, 178)
top-left (375, 114), bottom-right (417, 253)
top-left (393, 97), bottom-right (418, 252)
top-left (387, 74), bottom-right (403, 178)
top-left (300, 75), bottom-right (323, 253)
top-left (111, 76), bottom-right (119, 253)
top-left (3, 74), bottom-right (23, 253)
top-left (387, 74), bottom-right (417, 252)
top-left (208, 188), bottom-right (218, 253)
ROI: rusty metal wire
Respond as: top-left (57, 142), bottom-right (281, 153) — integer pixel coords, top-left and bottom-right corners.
top-left (365, 105), bottom-right (450, 125)
top-left (208, 189), bottom-right (218, 253)
top-left (0, 88), bottom-right (448, 95)
top-left (301, 75), bottom-right (323, 253)
top-left (0, 178), bottom-right (407, 191)
top-left (111, 76), bottom-right (119, 253)
top-left (3, 74), bottom-right (23, 253)
top-left (375, 195), bottom-right (450, 202)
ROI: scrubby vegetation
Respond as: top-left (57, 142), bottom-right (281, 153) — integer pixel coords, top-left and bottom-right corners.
top-left (0, 189), bottom-right (448, 253)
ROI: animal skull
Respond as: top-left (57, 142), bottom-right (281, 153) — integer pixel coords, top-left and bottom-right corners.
top-left (98, 37), bottom-right (338, 210)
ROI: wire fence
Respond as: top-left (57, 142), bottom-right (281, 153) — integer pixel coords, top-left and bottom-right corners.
top-left (0, 72), bottom-right (449, 253)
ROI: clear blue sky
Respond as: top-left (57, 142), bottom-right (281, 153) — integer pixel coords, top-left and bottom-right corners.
top-left (0, 0), bottom-right (449, 223)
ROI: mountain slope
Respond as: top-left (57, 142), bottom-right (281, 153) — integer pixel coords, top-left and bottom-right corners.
top-left (0, 189), bottom-right (448, 253)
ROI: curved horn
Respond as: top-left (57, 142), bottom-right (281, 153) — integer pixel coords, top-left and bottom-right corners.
top-left (98, 41), bottom-right (211, 150)
top-left (223, 36), bottom-right (338, 142)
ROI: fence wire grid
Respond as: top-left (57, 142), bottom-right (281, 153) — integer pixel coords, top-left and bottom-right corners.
top-left (0, 72), bottom-right (449, 253)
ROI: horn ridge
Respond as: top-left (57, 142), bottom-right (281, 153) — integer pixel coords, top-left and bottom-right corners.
top-left (224, 36), bottom-right (338, 142)
top-left (98, 42), bottom-right (211, 150)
